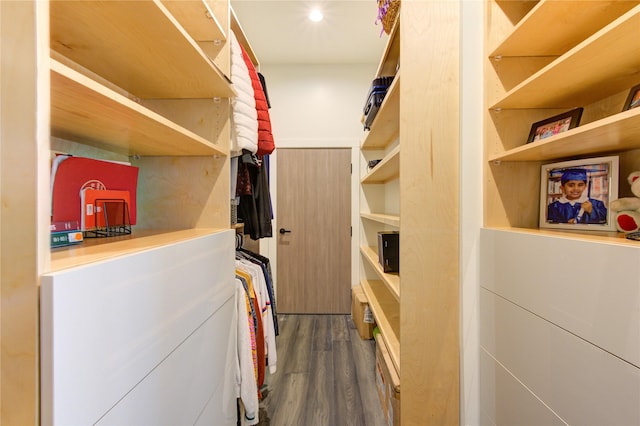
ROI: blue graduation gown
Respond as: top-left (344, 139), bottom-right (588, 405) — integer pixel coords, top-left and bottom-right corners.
top-left (547, 198), bottom-right (607, 224)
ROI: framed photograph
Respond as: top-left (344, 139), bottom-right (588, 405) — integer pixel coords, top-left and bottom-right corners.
top-left (539, 156), bottom-right (619, 231)
top-left (622, 84), bottom-right (640, 111)
top-left (526, 108), bottom-right (583, 143)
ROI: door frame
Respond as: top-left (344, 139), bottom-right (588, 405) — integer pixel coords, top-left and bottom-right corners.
top-left (259, 138), bottom-right (361, 302)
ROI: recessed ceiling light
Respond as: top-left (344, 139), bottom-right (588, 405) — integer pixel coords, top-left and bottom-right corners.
top-left (309, 9), bottom-right (323, 22)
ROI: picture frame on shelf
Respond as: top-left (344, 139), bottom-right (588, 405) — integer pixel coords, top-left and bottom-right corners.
top-left (526, 108), bottom-right (583, 143)
top-left (539, 156), bottom-right (619, 232)
top-left (622, 84), bottom-right (640, 111)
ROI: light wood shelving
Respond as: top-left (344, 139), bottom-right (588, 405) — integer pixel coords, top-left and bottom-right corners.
top-left (51, 59), bottom-right (228, 157)
top-left (486, 1), bottom-right (640, 234)
top-left (162, 0), bottom-right (226, 42)
top-left (361, 75), bottom-right (400, 150)
top-left (49, 0), bottom-right (235, 99)
top-left (489, 107), bottom-right (640, 162)
top-left (359, 3), bottom-right (461, 423)
top-left (50, 228), bottom-right (224, 273)
top-left (361, 279), bottom-right (400, 374)
top-left (360, 245), bottom-right (400, 300)
top-left (490, 7), bottom-right (640, 110)
top-left (359, 17), bottom-right (401, 385)
top-left (0, 1), bottom-right (240, 420)
top-left (361, 145), bottom-right (400, 184)
top-left (48, 0), bottom-right (236, 260)
top-left (360, 212), bottom-right (400, 227)
top-left (491, 0), bottom-right (639, 57)
top-left (231, 7), bottom-right (260, 68)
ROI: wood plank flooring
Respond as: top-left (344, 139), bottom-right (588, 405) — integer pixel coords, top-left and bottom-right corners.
top-left (256, 314), bottom-right (386, 426)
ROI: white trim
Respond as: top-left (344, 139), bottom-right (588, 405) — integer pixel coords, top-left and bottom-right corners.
top-left (460, 0), bottom-right (483, 424)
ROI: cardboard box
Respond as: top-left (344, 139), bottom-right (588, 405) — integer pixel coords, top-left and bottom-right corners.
top-left (375, 334), bottom-right (400, 426)
top-left (351, 285), bottom-right (375, 340)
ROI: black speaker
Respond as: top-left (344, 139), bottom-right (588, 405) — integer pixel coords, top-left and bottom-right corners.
top-left (377, 231), bottom-right (399, 273)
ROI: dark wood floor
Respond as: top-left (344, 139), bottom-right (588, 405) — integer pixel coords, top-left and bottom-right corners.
top-left (256, 314), bottom-right (386, 426)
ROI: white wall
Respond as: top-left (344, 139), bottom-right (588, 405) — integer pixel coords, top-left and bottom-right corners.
top-left (256, 62), bottom-right (378, 293)
top-left (460, 1), bottom-right (483, 424)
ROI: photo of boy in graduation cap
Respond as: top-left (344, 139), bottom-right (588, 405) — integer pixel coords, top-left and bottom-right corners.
top-left (546, 168), bottom-right (608, 224)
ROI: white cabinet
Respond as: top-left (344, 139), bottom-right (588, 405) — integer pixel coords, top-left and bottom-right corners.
top-left (41, 231), bottom-right (237, 425)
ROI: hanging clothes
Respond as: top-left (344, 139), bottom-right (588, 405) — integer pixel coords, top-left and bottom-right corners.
top-left (233, 247), bottom-right (278, 426)
top-left (236, 267), bottom-right (266, 398)
top-left (234, 277), bottom-right (259, 426)
top-left (237, 258), bottom-right (277, 375)
top-left (258, 73), bottom-right (271, 109)
top-left (236, 158), bottom-right (273, 240)
top-left (237, 247), bottom-right (278, 336)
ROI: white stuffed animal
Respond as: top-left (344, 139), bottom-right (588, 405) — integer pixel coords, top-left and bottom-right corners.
top-left (610, 171), bottom-right (640, 233)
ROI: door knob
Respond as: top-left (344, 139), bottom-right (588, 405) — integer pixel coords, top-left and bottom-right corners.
top-left (279, 228), bottom-right (291, 234)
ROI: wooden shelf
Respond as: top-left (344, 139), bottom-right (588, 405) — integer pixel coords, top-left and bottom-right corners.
top-left (489, 107), bottom-right (640, 162)
top-left (494, 0), bottom-right (537, 24)
top-left (361, 145), bottom-right (400, 184)
top-left (375, 15), bottom-right (401, 78)
top-left (162, 0), bottom-right (226, 42)
top-left (50, 0), bottom-right (236, 99)
top-left (51, 59), bottom-right (227, 157)
top-left (483, 226), bottom-right (640, 248)
top-left (361, 75), bottom-right (400, 150)
top-left (360, 212), bottom-right (400, 227)
top-left (491, 6), bottom-right (640, 110)
top-left (50, 228), bottom-right (227, 272)
top-left (360, 245), bottom-right (400, 301)
top-left (231, 6), bottom-right (259, 68)
top-left (361, 279), bottom-right (400, 375)
top-left (491, 1), bottom-right (639, 57)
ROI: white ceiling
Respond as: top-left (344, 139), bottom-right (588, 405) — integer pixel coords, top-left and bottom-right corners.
top-left (230, 0), bottom-right (388, 65)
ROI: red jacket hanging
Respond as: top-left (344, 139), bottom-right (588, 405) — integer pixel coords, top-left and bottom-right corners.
top-left (239, 44), bottom-right (275, 156)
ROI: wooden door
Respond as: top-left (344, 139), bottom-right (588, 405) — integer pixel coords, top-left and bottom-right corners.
top-left (277, 148), bottom-right (351, 314)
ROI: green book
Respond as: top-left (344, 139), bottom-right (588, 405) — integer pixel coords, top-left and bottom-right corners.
top-left (51, 230), bottom-right (83, 248)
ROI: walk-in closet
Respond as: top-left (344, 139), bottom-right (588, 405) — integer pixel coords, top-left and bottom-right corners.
top-left (1, 1), bottom-right (639, 425)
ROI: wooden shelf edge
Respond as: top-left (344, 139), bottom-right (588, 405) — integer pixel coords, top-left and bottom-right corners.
top-left (491, 1), bottom-right (639, 57)
top-left (51, 58), bottom-right (228, 158)
top-left (361, 74), bottom-right (401, 150)
top-left (360, 245), bottom-right (400, 300)
top-left (494, 0), bottom-right (538, 26)
top-left (50, 228), bottom-right (230, 273)
top-left (231, 6), bottom-right (260, 68)
top-left (374, 333), bottom-right (400, 391)
top-left (50, 0), bottom-right (236, 99)
top-left (488, 108), bottom-right (640, 162)
top-left (360, 212), bottom-right (400, 227)
top-left (375, 13), bottom-right (400, 78)
top-left (361, 145), bottom-right (400, 184)
top-left (481, 226), bottom-right (640, 247)
top-left (161, 0), bottom-right (226, 43)
top-left (361, 279), bottom-right (400, 377)
top-left (491, 6), bottom-right (640, 109)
